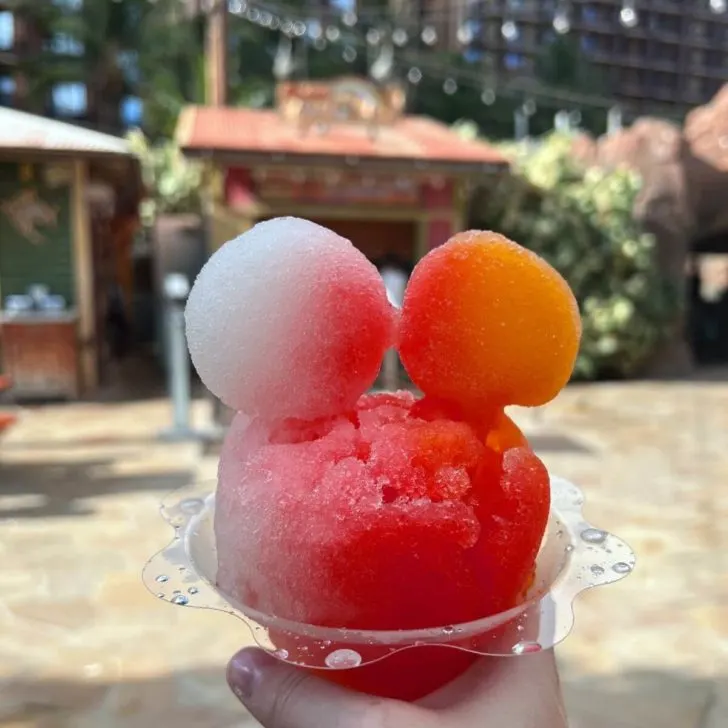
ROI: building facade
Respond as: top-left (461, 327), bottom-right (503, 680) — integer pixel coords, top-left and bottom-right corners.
top-left (400, 0), bottom-right (728, 113)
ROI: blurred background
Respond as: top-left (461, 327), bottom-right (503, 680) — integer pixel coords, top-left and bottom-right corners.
top-left (0, 1), bottom-right (726, 726)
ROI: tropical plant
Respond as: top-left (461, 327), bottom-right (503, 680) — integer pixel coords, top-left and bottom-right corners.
top-left (126, 129), bottom-right (202, 225)
top-left (471, 134), bottom-right (680, 379)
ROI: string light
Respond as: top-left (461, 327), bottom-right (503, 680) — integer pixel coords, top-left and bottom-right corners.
top-left (456, 22), bottom-right (474, 45)
top-left (223, 0), bottom-right (684, 124)
top-left (443, 78), bottom-right (458, 95)
top-left (553, 1), bottom-right (571, 35)
top-left (421, 26), bottom-right (437, 46)
top-left (501, 20), bottom-right (519, 42)
top-left (709, 0), bottom-right (726, 12)
top-left (306, 20), bottom-right (322, 40)
top-left (407, 67), bottom-right (422, 84)
top-left (481, 88), bottom-right (496, 105)
top-left (619, 1), bottom-right (638, 28)
top-left (366, 28), bottom-right (381, 45)
top-left (341, 11), bottom-right (357, 27)
top-left (392, 29), bottom-right (408, 47)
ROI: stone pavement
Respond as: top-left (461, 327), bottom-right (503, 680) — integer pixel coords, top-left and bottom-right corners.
top-left (0, 381), bottom-right (727, 727)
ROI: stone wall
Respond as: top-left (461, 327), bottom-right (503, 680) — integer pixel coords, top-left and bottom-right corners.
top-left (570, 86), bottom-right (728, 376)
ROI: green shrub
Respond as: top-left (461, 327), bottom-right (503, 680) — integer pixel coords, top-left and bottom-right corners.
top-left (470, 133), bottom-right (679, 379)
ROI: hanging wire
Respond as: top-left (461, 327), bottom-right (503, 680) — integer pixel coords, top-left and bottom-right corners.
top-left (224, 0), bottom-right (685, 123)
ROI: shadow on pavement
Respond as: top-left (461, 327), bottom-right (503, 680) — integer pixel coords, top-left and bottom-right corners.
top-left (0, 664), bottom-right (720, 728)
top-left (0, 457), bottom-right (192, 520)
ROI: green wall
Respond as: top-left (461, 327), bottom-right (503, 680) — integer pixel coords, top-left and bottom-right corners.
top-left (0, 162), bottom-right (74, 306)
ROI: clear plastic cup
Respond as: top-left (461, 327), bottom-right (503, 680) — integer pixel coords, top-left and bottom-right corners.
top-left (143, 475), bottom-right (635, 700)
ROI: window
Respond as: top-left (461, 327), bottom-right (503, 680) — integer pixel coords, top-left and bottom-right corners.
top-left (692, 49), bottom-right (705, 67)
top-left (504, 52), bottom-right (525, 70)
top-left (52, 82), bottom-right (87, 117)
top-left (539, 28), bottom-right (555, 45)
top-left (580, 34), bottom-right (597, 54)
top-left (0, 75), bottom-right (15, 106)
top-left (654, 13), bottom-right (680, 35)
top-left (654, 43), bottom-right (678, 64)
top-left (50, 33), bottom-right (84, 56)
top-left (581, 5), bottom-right (599, 24)
top-left (692, 22), bottom-right (706, 39)
top-left (0, 11), bottom-right (14, 51)
top-left (706, 50), bottom-right (724, 70)
top-left (121, 96), bottom-right (143, 127)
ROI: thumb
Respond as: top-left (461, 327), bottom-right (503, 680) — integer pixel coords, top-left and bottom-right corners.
top-left (227, 647), bottom-right (428, 728)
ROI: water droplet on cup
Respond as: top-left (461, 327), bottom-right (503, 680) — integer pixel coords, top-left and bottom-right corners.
top-left (590, 564), bottom-right (605, 576)
top-left (565, 544), bottom-right (575, 553)
top-left (188, 587), bottom-right (199, 595)
top-left (273, 649), bottom-right (289, 659)
top-left (512, 641), bottom-right (542, 655)
top-left (580, 528), bottom-right (607, 544)
top-left (156, 593), bottom-right (165, 599)
top-left (612, 562), bottom-right (633, 574)
top-left (171, 594), bottom-right (189, 605)
top-left (325, 649), bottom-right (362, 669)
top-left (155, 574), bottom-right (169, 583)
top-left (442, 625), bottom-right (455, 635)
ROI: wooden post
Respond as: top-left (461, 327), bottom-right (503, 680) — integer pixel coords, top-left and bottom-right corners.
top-left (206, 0), bottom-right (228, 107)
top-left (71, 159), bottom-right (98, 394)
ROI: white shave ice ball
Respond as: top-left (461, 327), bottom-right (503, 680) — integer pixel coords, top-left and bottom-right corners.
top-left (185, 217), bottom-right (395, 420)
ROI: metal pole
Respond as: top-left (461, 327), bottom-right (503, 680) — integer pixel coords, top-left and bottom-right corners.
top-left (159, 273), bottom-right (202, 442)
top-left (168, 302), bottom-right (191, 431)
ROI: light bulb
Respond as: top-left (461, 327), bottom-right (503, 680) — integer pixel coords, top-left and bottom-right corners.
top-left (501, 20), bottom-right (519, 42)
top-left (619, 6), bottom-right (638, 28)
top-left (457, 23), bottom-right (474, 45)
top-left (553, 12), bottom-right (570, 34)
top-left (421, 26), bottom-right (438, 45)
top-left (481, 88), bottom-right (496, 105)
top-left (407, 67), bottom-right (423, 84)
top-left (443, 78), bottom-right (458, 94)
top-left (392, 29), bottom-right (408, 46)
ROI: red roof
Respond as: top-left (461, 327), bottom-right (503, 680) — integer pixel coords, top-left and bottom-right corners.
top-left (176, 106), bottom-right (507, 168)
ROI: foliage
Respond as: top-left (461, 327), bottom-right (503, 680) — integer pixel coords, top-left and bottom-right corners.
top-left (15, 0), bottom-right (203, 136)
top-left (16, 0), bottom-right (617, 140)
top-left (126, 130), bottom-right (203, 225)
top-left (471, 134), bottom-right (680, 379)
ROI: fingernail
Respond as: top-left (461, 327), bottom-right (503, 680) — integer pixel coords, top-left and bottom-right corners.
top-left (227, 648), bottom-right (270, 700)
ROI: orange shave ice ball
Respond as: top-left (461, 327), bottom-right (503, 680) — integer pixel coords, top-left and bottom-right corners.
top-left (399, 231), bottom-right (581, 408)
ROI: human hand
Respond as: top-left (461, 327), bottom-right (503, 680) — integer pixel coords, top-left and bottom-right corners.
top-left (227, 647), bottom-right (568, 728)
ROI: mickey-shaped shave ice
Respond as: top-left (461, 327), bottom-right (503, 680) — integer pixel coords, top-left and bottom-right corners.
top-left (185, 217), bottom-right (395, 420)
top-left (185, 217), bottom-right (581, 698)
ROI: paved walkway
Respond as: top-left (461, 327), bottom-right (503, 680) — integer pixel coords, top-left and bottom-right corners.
top-left (0, 381), bottom-right (727, 727)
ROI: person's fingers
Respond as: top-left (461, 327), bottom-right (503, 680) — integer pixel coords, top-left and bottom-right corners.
top-left (227, 647), bottom-right (434, 728)
top-left (428, 649), bottom-right (568, 727)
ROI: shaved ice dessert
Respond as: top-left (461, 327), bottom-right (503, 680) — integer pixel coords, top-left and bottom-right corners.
top-left (185, 218), bottom-right (581, 700)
